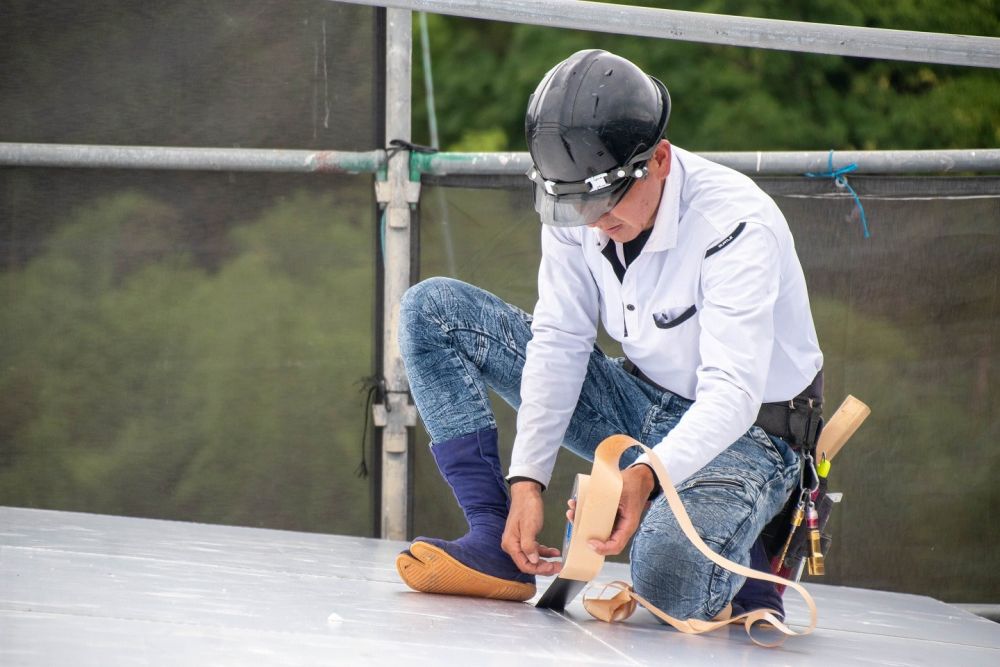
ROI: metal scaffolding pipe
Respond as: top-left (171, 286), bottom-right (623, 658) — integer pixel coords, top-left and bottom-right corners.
top-left (0, 142), bottom-right (385, 173)
top-left (331, 0), bottom-right (1000, 69)
top-left (699, 149), bottom-right (1000, 175)
top-left (377, 8), bottom-right (417, 542)
top-left (415, 149), bottom-right (1000, 177)
top-left (3, 143), bottom-right (996, 177)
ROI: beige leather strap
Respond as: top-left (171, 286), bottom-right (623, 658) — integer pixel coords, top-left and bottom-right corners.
top-left (578, 435), bottom-right (818, 647)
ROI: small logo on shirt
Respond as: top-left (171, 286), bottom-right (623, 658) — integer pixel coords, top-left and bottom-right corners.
top-left (705, 221), bottom-right (748, 258)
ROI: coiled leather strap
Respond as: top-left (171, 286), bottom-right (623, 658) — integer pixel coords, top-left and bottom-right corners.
top-left (579, 435), bottom-right (817, 648)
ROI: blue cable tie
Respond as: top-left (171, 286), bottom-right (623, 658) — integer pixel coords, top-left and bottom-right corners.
top-left (804, 150), bottom-right (871, 239)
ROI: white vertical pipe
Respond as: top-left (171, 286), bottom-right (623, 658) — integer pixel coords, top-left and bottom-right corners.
top-left (381, 7), bottom-right (415, 540)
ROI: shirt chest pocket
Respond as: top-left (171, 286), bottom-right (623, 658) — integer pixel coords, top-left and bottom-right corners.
top-left (652, 303), bottom-right (698, 330)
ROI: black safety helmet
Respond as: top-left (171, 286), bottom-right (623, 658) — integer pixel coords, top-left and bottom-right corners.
top-left (525, 49), bottom-right (671, 227)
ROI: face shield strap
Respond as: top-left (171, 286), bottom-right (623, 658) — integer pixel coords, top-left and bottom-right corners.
top-left (527, 143), bottom-right (654, 198)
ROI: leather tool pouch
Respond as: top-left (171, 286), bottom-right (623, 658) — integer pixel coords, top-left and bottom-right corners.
top-left (758, 374), bottom-right (827, 573)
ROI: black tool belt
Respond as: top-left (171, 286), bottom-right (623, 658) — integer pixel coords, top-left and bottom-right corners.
top-left (755, 395), bottom-right (823, 450)
top-left (623, 359), bottom-right (824, 450)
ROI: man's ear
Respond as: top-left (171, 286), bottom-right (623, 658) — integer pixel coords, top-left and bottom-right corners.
top-left (649, 139), bottom-right (671, 178)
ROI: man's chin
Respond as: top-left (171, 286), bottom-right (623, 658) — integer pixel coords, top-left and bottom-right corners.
top-left (609, 227), bottom-right (644, 243)
top-left (603, 223), bottom-right (625, 237)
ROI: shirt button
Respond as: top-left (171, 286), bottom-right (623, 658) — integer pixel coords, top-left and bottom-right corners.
top-left (626, 304), bottom-right (636, 311)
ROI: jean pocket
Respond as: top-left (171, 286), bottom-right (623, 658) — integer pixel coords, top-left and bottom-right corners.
top-left (748, 426), bottom-right (788, 466)
top-left (679, 474), bottom-right (753, 504)
top-left (641, 402), bottom-right (681, 443)
top-left (682, 477), bottom-right (744, 492)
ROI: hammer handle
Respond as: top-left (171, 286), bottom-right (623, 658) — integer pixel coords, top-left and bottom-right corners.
top-left (815, 395), bottom-right (870, 461)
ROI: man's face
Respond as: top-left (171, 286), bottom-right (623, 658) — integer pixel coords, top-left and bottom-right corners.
top-left (588, 141), bottom-right (671, 243)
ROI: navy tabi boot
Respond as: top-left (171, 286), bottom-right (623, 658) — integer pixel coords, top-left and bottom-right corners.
top-left (395, 428), bottom-right (536, 601)
top-left (731, 535), bottom-right (785, 620)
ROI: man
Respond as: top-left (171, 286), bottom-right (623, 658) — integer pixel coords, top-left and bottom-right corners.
top-left (395, 49), bottom-right (823, 622)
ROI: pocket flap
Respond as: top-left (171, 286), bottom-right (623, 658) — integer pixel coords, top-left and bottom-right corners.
top-left (652, 304), bottom-right (697, 330)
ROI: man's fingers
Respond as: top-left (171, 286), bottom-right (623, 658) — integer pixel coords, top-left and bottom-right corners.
top-left (524, 544), bottom-right (539, 564)
top-left (588, 537), bottom-right (622, 556)
top-left (502, 527), bottom-right (529, 569)
top-left (505, 522), bottom-right (546, 571)
top-left (500, 529), bottom-right (516, 558)
top-left (510, 548), bottom-right (532, 571)
top-left (579, 456), bottom-right (652, 557)
top-left (504, 535), bottom-right (533, 572)
top-left (537, 545), bottom-right (561, 558)
top-left (526, 545), bottom-right (562, 575)
top-left (505, 490), bottom-right (552, 573)
top-left (588, 513), bottom-right (639, 555)
top-left (531, 559), bottom-right (562, 576)
top-left (519, 531), bottom-right (540, 565)
top-left (509, 546), bottom-right (562, 575)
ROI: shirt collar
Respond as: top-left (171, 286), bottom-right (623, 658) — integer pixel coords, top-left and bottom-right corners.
top-left (590, 147), bottom-right (681, 252)
top-left (645, 147), bottom-right (681, 252)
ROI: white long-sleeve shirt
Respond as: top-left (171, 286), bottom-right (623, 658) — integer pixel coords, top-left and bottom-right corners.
top-left (509, 146), bottom-right (823, 489)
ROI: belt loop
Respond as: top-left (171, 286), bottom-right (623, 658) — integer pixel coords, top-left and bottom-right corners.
top-left (786, 402), bottom-right (800, 448)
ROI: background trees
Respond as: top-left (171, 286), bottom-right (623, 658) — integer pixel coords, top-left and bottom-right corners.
top-left (412, 1), bottom-right (999, 152)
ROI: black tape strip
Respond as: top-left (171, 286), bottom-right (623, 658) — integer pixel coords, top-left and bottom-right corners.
top-left (535, 577), bottom-right (588, 611)
top-left (705, 221), bottom-right (747, 258)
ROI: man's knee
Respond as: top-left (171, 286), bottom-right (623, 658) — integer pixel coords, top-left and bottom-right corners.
top-left (629, 506), bottom-right (741, 620)
top-left (402, 276), bottom-right (457, 319)
top-left (399, 277), bottom-right (466, 350)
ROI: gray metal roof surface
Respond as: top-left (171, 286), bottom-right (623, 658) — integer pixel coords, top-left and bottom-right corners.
top-left (2, 506), bottom-right (998, 665)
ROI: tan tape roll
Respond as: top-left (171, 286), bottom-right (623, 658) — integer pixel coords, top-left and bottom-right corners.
top-left (571, 434), bottom-right (818, 647)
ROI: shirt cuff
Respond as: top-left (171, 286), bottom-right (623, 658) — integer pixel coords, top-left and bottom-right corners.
top-left (507, 463), bottom-right (554, 490)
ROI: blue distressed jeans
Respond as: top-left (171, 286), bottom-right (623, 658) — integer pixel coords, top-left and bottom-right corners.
top-left (399, 277), bottom-right (800, 620)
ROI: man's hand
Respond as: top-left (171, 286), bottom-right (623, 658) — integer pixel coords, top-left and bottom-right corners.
top-left (570, 464), bottom-right (655, 556)
top-left (502, 480), bottom-right (562, 576)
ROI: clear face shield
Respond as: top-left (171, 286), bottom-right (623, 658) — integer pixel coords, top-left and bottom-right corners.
top-left (531, 179), bottom-right (631, 227)
top-left (526, 146), bottom-right (654, 227)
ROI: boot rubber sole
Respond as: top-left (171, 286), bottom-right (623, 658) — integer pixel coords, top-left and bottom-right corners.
top-left (395, 541), bottom-right (536, 602)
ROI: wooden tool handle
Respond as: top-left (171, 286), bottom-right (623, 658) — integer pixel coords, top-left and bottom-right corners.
top-left (815, 395), bottom-right (870, 461)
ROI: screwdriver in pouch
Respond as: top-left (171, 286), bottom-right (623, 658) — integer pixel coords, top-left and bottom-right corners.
top-left (774, 498), bottom-right (805, 571)
top-left (806, 500), bottom-right (825, 576)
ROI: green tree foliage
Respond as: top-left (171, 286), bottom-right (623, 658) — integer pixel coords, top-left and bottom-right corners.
top-left (413, 0), bottom-right (1000, 152)
top-left (0, 189), bottom-right (374, 535)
